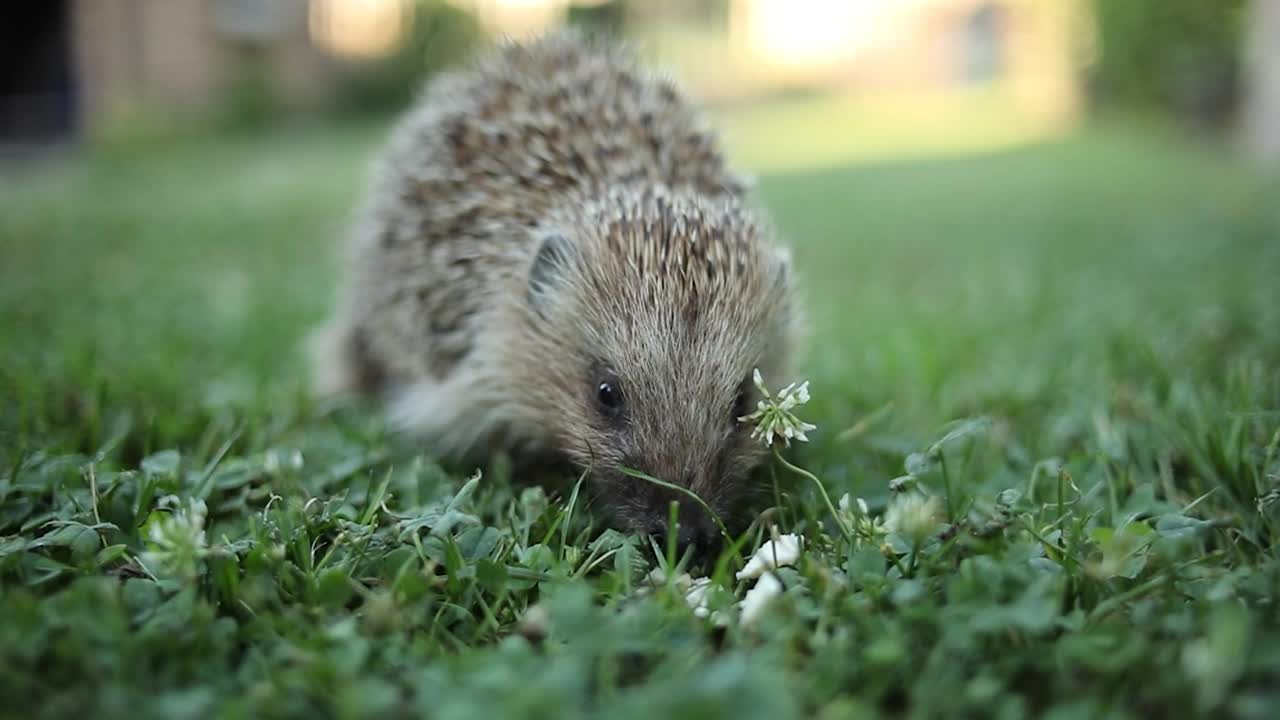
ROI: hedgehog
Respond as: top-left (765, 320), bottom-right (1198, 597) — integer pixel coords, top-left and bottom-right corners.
top-left (311, 31), bottom-right (802, 556)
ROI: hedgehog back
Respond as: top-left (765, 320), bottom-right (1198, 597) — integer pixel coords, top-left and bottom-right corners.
top-left (346, 32), bottom-right (749, 383)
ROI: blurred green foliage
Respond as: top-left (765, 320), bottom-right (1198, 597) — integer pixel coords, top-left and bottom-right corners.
top-left (216, 44), bottom-right (280, 132)
top-left (1089, 0), bottom-right (1250, 128)
top-left (566, 0), bottom-right (628, 37)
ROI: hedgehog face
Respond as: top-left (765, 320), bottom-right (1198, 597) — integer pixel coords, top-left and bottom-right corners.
top-left (514, 189), bottom-right (797, 559)
top-left (571, 352), bottom-right (768, 558)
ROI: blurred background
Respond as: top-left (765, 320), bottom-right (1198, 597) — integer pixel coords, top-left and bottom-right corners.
top-left (5, 7), bottom-right (1280, 715)
top-left (2, 0), bottom-right (1278, 168)
top-left (1, 1), bottom-right (1277, 466)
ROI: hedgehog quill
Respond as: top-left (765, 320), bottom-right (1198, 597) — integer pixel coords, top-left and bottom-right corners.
top-left (312, 31), bottom-right (802, 557)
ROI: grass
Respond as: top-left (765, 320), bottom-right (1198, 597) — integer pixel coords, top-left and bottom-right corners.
top-left (1, 109), bottom-right (1279, 720)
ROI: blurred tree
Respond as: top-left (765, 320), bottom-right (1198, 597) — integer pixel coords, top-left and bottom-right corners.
top-left (218, 44), bottom-right (278, 131)
top-left (567, 0), bottom-right (628, 37)
top-left (1245, 0), bottom-right (1280, 161)
top-left (1088, 0), bottom-right (1249, 129)
top-left (331, 0), bottom-right (484, 115)
top-left (213, 0), bottom-right (306, 131)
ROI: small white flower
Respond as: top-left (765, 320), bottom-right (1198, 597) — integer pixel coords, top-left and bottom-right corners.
top-left (518, 604), bottom-right (550, 642)
top-left (737, 369), bottom-right (818, 449)
top-left (141, 497), bottom-right (209, 581)
top-left (648, 567), bottom-right (690, 589)
top-left (648, 568), bottom-right (703, 596)
top-left (739, 571), bottom-right (783, 626)
top-left (838, 493), bottom-right (886, 542)
top-left (263, 449), bottom-right (303, 474)
top-left (883, 493), bottom-right (943, 544)
top-left (736, 533), bottom-right (804, 580)
top-left (647, 566), bottom-right (665, 586)
top-left (685, 577), bottom-right (714, 618)
top-left (837, 493), bottom-right (870, 516)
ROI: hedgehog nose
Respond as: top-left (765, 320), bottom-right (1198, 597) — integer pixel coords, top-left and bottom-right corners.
top-left (653, 512), bottom-right (720, 563)
top-left (654, 525), bottom-right (704, 560)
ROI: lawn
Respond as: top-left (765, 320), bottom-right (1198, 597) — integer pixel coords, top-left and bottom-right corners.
top-left (1, 110), bottom-right (1278, 719)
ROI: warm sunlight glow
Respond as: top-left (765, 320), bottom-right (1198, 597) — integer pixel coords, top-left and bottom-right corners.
top-left (741, 0), bottom-right (903, 67)
top-left (447, 0), bottom-right (569, 35)
top-left (309, 0), bottom-right (408, 59)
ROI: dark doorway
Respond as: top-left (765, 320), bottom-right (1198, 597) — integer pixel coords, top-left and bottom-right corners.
top-left (1, 1), bottom-right (77, 144)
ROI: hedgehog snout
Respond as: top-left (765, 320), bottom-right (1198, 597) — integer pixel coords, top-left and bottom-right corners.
top-left (628, 482), bottom-right (723, 563)
top-left (650, 517), bottom-right (719, 564)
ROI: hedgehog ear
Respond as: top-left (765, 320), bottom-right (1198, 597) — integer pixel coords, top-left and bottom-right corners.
top-left (772, 246), bottom-right (792, 291)
top-left (528, 232), bottom-right (577, 317)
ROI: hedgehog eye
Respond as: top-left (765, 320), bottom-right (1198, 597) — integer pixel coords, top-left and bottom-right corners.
top-left (596, 378), bottom-right (624, 415)
top-left (731, 376), bottom-right (753, 423)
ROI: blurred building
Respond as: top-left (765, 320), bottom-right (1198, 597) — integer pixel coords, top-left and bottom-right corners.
top-left (12, 0), bottom-right (335, 141)
top-left (455, 0), bottom-right (1084, 115)
top-left (2, 0), bottom-right (1085, 142)
top-left (2, 3), bottom-right (78, 142)
top-left (3, 0), bottom-right (408, 141)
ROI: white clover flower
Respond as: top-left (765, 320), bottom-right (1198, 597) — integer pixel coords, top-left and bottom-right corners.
top-left (518, 604), bottom-right (551, 643)
top-left (883, 493), bottom-right (943, 545)
top-left (685, 576), bottom-right (714, 618)
top-left (837, 493), bottom-right (870, 516)
top-left (739, 571), bottom-right (783, 626)
top-left (647, 567), bottom-right (695, 590)
top-left (263, 449), bottom-right (304, 474)
top-left (737, 369), bottom-right (818, 449)
top-left (140, 497), bottom-right (209, 581)
top-left (736, 533), bottom-right (804, 580)
top-left (838, 493), bottom-right (887, 541)
top-left (644, 572), bottom-right (723, 623)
